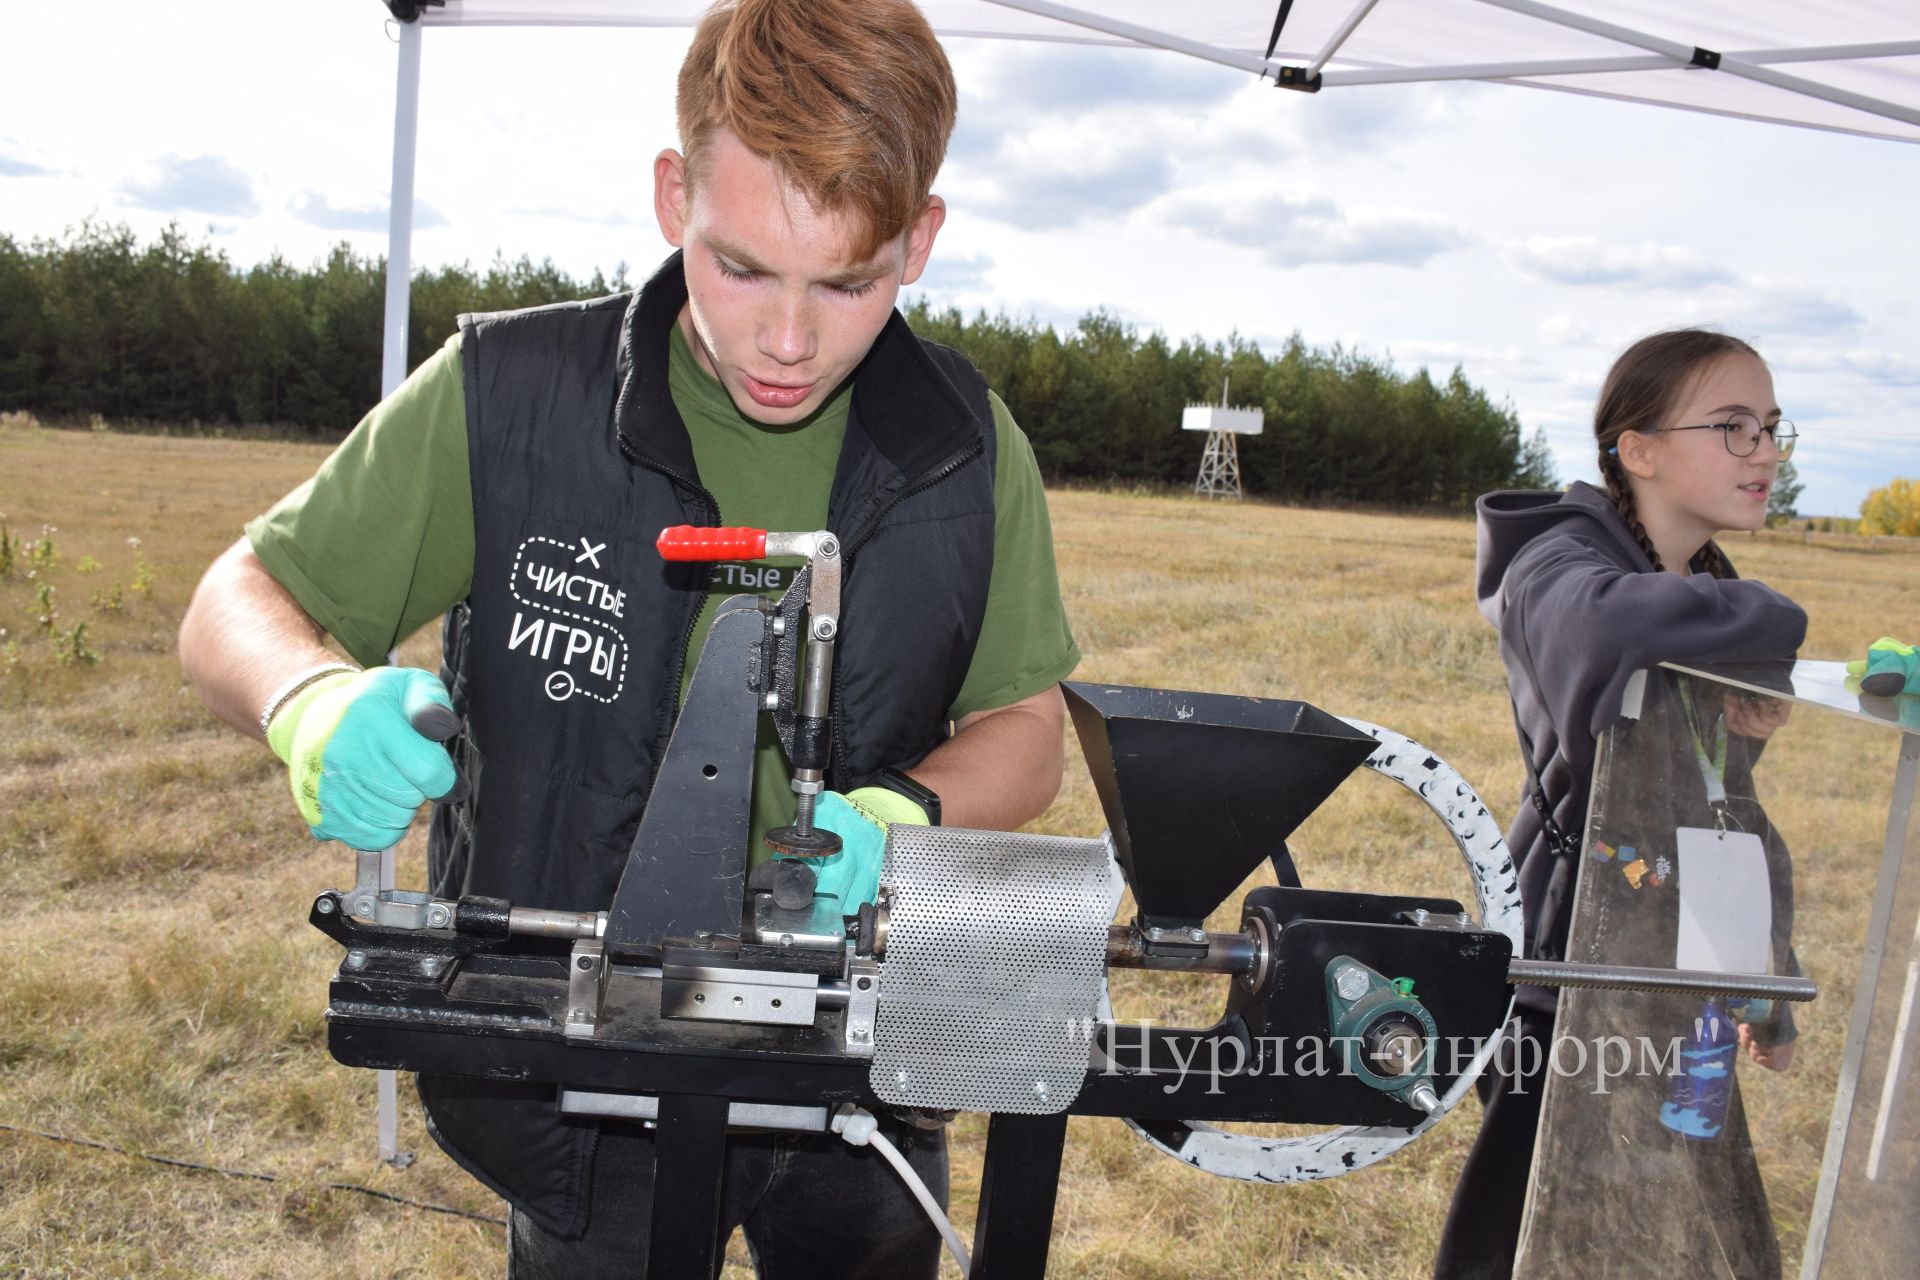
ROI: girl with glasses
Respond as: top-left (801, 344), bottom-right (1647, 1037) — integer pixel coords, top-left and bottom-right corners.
top-left (1435, 328), bottom-right (1809, 1278)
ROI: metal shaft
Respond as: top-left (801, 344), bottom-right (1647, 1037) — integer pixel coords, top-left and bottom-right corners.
top-left (1105, 926), bottom-right (1256, 974)
top-left (1103, 925), bottom-right (1819, 1007)
top-left (508, 906), bottom-right (603, 939)
top-left (1509, 958), bottom-right (1818, 1003)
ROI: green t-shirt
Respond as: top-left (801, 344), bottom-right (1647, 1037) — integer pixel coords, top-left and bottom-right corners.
top-left (248, 321), bottom-right (1080, 861)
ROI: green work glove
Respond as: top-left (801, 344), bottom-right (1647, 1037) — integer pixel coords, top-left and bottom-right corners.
top-left (1850, 636), bottom-right (1920, 697)
top-left (795, 787), bottom-right (931, 911)
top-left (266, 667), bottom-right (461, 851)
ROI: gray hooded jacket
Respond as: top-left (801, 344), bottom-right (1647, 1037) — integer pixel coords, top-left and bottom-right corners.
top-left (1475, 481), bottom-right (1806, 971)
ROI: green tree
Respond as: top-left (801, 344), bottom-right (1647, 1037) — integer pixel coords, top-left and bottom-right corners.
top-left (1766, 459), bottom-right (1803, 526)
top-left (1515, 427), bottom-right (1559, 489)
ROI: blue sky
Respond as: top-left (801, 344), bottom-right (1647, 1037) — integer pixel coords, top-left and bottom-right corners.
top-left (2, 4), bottom-right (1915, 515)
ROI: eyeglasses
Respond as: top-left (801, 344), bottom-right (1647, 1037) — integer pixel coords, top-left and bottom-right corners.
top-left (1642, 412), bottom-right (1798, 460)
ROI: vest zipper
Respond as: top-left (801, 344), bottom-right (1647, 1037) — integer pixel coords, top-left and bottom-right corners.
top-left (619, 435), bottom-right (719, 724)
top-left (842, 438), bottom-right (985, 557)
top-left (830, 437), bottom-right (987, 787)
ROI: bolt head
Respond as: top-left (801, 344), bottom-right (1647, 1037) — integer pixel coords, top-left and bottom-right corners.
top-left (1032, 1081), bottom-right (1049, 1098)
top-left (1334, 964), bottom-right (1370, 1001)
top-left (1185, 927), bottom-right (1207, 943)
top-left (894, 1069), bottom-right (909, 1087)
top-left (315, 896), bottom-right (336, 915)
top-left (851, 1028), bottom-right (869, 1042)
top-left (344, 950), bottom-right (367, 971)
top-left (811, 617), bottom-right (837, 641)
top-left (419, 956), bottom-right (441, 977)
top-left (1412, 908), bottom-right (1431, 926)
top-left (426, 905), bottom-right (450, 928)
top-left (576, 954), bottom-right (594, 971)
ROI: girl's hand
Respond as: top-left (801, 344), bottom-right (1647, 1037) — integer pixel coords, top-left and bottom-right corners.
top-left (1725, 691), bottom-right (1791, 740)
top-left (1738, 1022), bottom-right (1796, 1072)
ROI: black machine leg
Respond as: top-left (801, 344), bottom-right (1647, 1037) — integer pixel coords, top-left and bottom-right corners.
top-left (647, 1092), bottom-right (731, 1279)
top-left (970, 1110), bottom-right (1070, 1278)
top-left (1269, 838), bottom-right (1302, 888)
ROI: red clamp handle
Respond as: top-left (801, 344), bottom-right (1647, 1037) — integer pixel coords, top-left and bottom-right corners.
top-left (656, 525), bottom-right (768, 562)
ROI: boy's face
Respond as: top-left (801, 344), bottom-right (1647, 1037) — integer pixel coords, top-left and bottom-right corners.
top-left (654, 129), bottom-right (945, 425)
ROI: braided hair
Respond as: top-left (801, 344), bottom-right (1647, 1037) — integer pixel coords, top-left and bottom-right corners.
top-left (1593, 329), bottom-right (1756, 578)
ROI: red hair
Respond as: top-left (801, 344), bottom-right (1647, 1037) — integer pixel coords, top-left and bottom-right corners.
top-left (677, 0), bottom-right (957, 261)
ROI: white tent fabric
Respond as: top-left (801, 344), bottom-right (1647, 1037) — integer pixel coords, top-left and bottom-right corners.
top-left (409, 0), bottom-right (1920, 143)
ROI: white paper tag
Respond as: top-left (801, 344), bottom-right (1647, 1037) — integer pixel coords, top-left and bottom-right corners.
top-left (1674, 826), bottom-right (1771, 974)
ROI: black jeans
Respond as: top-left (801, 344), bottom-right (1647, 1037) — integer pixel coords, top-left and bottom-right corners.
top-left (508, 1120), bottom-right (948, 1280)
top-left (1433, 1006), bottom-right (1551, 1280)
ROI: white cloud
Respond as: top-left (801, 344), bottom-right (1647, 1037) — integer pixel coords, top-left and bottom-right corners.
top-left (116, 154), bottom-right (259, 216)
top-left (1770, 347), bottom-right (1920, 387)
top-left (1505, 235), bottom-right (1731, 288)
top-left (289, 191), bottom-right (447, 233)
top-left (1159, 190), bottom-right (1472, 267)
top-left (1538, 315), bottom-right (1593, 347)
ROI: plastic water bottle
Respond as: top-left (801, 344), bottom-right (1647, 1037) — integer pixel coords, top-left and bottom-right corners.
top-left (1659, 999), bottom-right (1737, 1140)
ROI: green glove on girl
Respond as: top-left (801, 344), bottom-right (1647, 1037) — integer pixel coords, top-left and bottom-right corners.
top-left (1851, 636), bottom-right (1919, 698)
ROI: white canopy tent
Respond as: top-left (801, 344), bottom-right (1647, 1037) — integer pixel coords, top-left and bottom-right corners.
top-left (361, 0), bottom-right (1920, 1193)
top-left (374, 0), bottom-right (1920, 396)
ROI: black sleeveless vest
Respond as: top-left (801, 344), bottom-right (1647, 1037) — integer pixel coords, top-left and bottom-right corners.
top-left (419, 253), bottom-right (997, 1235)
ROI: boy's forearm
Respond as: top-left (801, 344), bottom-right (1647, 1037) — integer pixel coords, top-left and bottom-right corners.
top-left (907, 684), bottom-right (1067, 830)
top-left (179, 538), bottom-right (340, 741)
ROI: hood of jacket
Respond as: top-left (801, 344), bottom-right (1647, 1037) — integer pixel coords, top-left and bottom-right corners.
top-left (1475, 481), bottom-right (1654, 629)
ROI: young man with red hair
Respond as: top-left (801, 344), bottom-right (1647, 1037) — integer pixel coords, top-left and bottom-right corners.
top-left (180, 1), bottom-right (1079, 1272)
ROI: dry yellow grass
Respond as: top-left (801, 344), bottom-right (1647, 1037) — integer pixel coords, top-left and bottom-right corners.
top-left (2, 422), bottom-right (1915, 1278)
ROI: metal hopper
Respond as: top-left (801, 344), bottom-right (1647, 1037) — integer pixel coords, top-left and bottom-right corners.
top-left (1063, 681), bottom-right (1379, 932)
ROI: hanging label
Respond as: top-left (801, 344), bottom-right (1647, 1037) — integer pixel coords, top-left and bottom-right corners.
top-left (1674, 826), bottom-right (1770, 974)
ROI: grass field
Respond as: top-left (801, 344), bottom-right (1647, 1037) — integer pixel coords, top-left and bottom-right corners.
top-left (2, 421), bottom-right (1916, 1278)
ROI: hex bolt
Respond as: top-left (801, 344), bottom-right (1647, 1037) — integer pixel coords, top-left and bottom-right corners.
top-left (1412, 908), bottom-right (1431, 926)
top-left (1334, 963), bottom-right (1370, 1002)
top-left (816, 536), bottom-right (839, 559)
top-left (763, 692), bottom-right (780, 711)
top-left (851, 1028), bottom-right (870, 1042)
top-left (1407, 1081), bottom-right (1442, 1115)
top-left (568, 1007), bottom-right (589, 1022)
top-left (811, 617), bottom-right (837, 641)
top-left (771, 616), bottom-right (787, 636)
top-left (315, 896), bottom-right (336, 915)
top-left (418, 956), bottom-right (442, 978)
top-left (1457, 912), bottom-right (1473, 926)
top-left (1185, 927), bottom-right (1207, 943)
top-left (344, 950), bottom-right (368, 972)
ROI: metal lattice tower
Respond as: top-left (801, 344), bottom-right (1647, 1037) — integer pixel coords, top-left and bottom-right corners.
top-left (1184, 377), bottom-right (1264, 501)
top-left (1194, 431), bottom-right (1243, 499)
